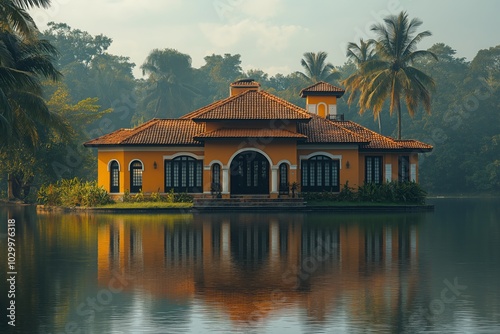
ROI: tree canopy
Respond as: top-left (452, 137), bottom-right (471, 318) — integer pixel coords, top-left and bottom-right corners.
top-left (2, 13), bottom-right (500, 198)
top-left (343, 11), bottom-right (437, 139)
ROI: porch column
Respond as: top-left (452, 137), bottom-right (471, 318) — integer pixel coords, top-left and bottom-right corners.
top-left (222, 167), bottom-right (229, 194)
top-left (271, 166), bottom-right (278, 194)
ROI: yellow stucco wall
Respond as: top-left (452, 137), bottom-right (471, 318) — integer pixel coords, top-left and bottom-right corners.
top-left (97, 149), bottom-right (203, 193)
top-left (305, 96), bottom-right (337, 118)
top-left (97, 146), bottom-right (420, 195)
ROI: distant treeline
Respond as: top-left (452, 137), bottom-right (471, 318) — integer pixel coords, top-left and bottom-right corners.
top-left (1, 21), bottom-right (499, 198)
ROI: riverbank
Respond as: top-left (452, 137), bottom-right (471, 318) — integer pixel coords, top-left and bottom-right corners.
top-left (35, 202), bottom-right (434, 214)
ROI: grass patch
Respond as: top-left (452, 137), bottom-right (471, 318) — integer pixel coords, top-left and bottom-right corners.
top-left (98, 202), bottom-right (193, 209)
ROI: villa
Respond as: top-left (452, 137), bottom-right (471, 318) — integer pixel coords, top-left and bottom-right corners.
top-left (84, 79), bottom-right (432, 198)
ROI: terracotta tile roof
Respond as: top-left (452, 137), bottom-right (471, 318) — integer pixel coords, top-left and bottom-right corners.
top-left (333, 121), bottom-right (433, 151)
top-left (84, 81), bottom-right (432, 152)
top-left (394, 139), bottom-right (433, 150)
top-left (83, 119), bottom-right (205, 146)
top-left (300, 81), bottom-right (345, 97)
top-left (184, 90), bottom-right (312, 121)
top-left (195, 128), bottom-right (307, 140)
top-left (297, 115), bottom-right (369, 144)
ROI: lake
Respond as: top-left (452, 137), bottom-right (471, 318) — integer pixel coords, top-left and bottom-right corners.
top-left (1, 198), bottom-right (500, 334)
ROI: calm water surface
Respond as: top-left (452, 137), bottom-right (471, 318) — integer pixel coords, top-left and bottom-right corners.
top-left (1, 198), bottom-right (500, 334)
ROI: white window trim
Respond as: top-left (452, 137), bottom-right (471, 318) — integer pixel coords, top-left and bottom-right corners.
top-left (107, 159), bottom-right (121, 172)
top-left (128, 159), bottom-right (144, 171)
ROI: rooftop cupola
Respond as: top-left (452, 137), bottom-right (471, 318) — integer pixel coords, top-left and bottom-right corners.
top-left (300, 81), bottom-right (345, 120)
top-left (230, 79), bottom-right (261, 96)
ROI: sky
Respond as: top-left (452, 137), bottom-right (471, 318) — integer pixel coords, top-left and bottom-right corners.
top-left (29, 0), bottom-right (500, 78)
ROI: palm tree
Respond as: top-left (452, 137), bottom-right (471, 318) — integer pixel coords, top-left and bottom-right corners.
top-left (0, 30), bottom-right (69, 200)
top-left (343, 39), bottom-right (377, 104)
top-left (140, 48), bottom-right (199, 118)
top-left (352, 11), bottom-right (437, 139)
top-left (0, 31), bottom-right (66, 146)
top-left (342, 39), bottom-right (383, 132)
top-left (298, 51), bottom-right (340, 83)
top-left (0, 0), bottom-right (51, 38)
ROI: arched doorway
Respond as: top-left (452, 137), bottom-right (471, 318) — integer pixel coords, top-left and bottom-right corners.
top-left (230, 151), bottom-right (269, 195)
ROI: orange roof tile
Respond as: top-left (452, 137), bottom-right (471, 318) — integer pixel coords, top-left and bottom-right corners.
top-left (300, 81), bottom-right (345, 97)
top-left (186, 90), bottom-right (312, 121)
top-left (334, 121), bottom-right (433, 151)
top-left (195, 128), bottom-right (307, 140)
top-left (84, 80), bottom-right (432, 152)
top-left (298, 115), bottom-right (369, 144)
top-left (394, 139), bottom-right (433, 150)
top-left (83, 119), bottom-right (205, 146)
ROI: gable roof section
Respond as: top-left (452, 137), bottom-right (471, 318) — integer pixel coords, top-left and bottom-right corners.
top-left (184, 90), bottom-right (312, 121)
top-left (394, 139), bottom-right (434, 150)
top-left (334, 121), bottom-right (433, 151)
top-left (297, 115), bottom-right (369, 144)
top-left (300, 81), bottom-right (345, 97)
top-left (83, 119), bottom-right (205, 147)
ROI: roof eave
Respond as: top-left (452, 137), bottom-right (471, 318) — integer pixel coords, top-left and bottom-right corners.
top-left (300, 91), bottom-right (345, 98)
top-left (191, 118), bottom-right (311, 122)
top-left (82, 143), bottom-right (204, 148)
top-left (359, 147), bottom-right (433, 153)
top-left (195, 137), bottom-right (307, 141)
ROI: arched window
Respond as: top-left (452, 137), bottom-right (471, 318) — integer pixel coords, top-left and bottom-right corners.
top-left (301, 155), bottom-right (339, 192)
top-left (130, 160), bottom-right (143, 193)
top-left (110, 161), bottom-right (120, 193)
top-left (211, 164), bottom-right (221, 194)
top-left (279, 163), bottom-right (289, 194)
top-left (165, 156), bottom-right (203, 193)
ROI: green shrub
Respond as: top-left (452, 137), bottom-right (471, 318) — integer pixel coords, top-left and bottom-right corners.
top-left (132, 190), bottom-right (145, 202)
top-left (150, 191), bottom-right (162, 202)
top-left (123, 189), bottom-right (131, 202)
top-left (338, 181), bottom-right (356, 202)
top-left (302, 181), bottom-right (427, 204)
top-left (174, 192), bottom-right (193, 203)
top-left (38, 178), bottom-right (113, 207)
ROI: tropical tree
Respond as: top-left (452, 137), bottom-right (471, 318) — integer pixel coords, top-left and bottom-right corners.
top-left (0, 31), bottom-right (71, 200)
top-left (199, 53), bottom-right (243, 101)
top-left (140, 48), bottom-right (199, 118)
top-left (298, 51), bottom-right (340, 84)
top-left (0, 0), bottom-right (51, 37)
top-left (0, 31), bottom-right (67, 146)
top-left (41, 22), bottom-right (113, 68)
top-left (342, 39), bottom-right (382, 131)
top-left (343, 39), bottom-right (377, 106)
top-left (350, 11), bottom-right (437, 139)
top-left (41, 23), bottom-right (136, 128)
top-left (0, 82), bottom-right (110, 200)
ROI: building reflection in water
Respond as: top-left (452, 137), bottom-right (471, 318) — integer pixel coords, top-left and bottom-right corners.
top-left (97, 213), bottom-right (422, 325)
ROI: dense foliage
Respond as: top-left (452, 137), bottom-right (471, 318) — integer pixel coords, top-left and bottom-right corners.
top-left (302, 181), bottom-right (427, 205)
top-left (2, 10), bottom-right (500, 199)
top-left (123, 189), bottom-right (193, 203)
top-left (37, 177), bottom-right (112, 207)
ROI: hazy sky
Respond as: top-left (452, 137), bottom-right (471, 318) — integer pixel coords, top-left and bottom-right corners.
top-left (30, 0), bottom-right (500, 78)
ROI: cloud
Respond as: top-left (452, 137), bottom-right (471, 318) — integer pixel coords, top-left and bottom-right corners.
top-left (199, 19), bottom-right (305, 53)
top-left (213, 0), bottom-right (283, 22)
top-left (239, 0), bottom-right (283, 20)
